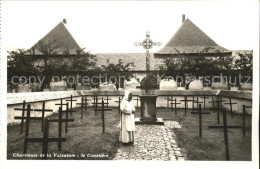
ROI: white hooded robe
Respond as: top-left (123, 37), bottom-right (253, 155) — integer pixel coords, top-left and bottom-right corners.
top-left (119, 90), bottom-right (136, 143)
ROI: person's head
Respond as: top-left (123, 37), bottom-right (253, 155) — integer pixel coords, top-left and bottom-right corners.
top-left (124, 90), bottom-right (132, 101)
top-left (128, 93), bottom-right (133, 101)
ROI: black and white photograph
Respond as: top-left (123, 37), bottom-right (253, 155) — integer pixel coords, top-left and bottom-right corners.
top-left (0, 0), bottom-right (259, 169)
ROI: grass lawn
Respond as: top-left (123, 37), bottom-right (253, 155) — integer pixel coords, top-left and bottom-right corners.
top-left (154, 108), bottom-right (252, 161)
top-left (7, 105), bottom-right (252, 161)
top-left (7, 107), bottom-right (120, 160)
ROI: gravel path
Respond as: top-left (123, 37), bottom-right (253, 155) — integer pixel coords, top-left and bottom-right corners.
top-left (113, 121), bottom-right (185, 161)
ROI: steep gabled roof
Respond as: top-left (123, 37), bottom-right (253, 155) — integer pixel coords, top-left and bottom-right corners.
top-left (155, 18), bottom-right (231, 56)
top-left (29, 20), bottom-right (83, 55)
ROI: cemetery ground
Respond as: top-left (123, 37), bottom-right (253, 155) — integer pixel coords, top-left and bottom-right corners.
top-left (7, 106), bottom-right (251, 161)
top-left (153, 108), bottom-right (252, 161)
top-left (7, 107), bottom-right (120, 160)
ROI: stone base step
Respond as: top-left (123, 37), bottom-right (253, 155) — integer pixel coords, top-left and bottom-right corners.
top-left (135, 118), bottom-right (164, 125)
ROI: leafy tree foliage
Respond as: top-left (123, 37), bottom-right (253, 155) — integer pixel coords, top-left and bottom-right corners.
top-left (8, 40), bottom-right (98, 90)
top-left (233, 52), bottom-right (252, 76)
top-left (159, 54), bottom-right (235, 88)
top-left (100, 59), bottom-right (135, 89)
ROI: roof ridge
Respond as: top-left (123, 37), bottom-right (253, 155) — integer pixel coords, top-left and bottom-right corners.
top-left (28, 20), bottom-right (83, 55)
top-left (156, 18), bottom-right (230, 55)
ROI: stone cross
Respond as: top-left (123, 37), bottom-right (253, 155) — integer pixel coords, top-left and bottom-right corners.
top-left (134, 31), bottom-right (162, 125)
top-left (135, 31), bottom-right (161, 73)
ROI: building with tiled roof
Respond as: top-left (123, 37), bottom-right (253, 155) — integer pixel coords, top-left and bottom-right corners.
top-left (155, 15), bottom-right (232, 57)
top-left (29, 19), bottom-right (84, 56)
top-left (26, 17), bottom-right (247, 74)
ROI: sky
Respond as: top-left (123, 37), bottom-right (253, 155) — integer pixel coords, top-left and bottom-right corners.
top-left (3, 0), bottom-right (259, 53)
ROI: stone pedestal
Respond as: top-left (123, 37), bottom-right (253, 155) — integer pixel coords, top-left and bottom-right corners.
top-left (135, 94), bottom-right (164, 125)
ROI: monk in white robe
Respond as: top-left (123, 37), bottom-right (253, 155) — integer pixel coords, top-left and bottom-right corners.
top-left (120, 90), bottom-right (135, 144)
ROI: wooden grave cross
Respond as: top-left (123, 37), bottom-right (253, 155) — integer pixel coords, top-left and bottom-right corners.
top-left (200, 94), bottom-right (210, 109)
top-left (209, 97), bottom-right (216, 114)
top-left (76, 95), bottom-right (90, 118)
top-left (33, 101), bottom-right (53, 132)
top-left (49, 106), bottom-right (74, 150)
top-left (211, 99), bottom-right (220, 124)
top-left (55, 98), bottom-right (67, 110)
top-left (208, 97), bottom-right (226, 124)
top-left (191, 104), bottom-right (210, 137)
top-left (84, 95), bottom-right (88, 111)
top-left (25, 118), bottom-right (66, 159)
top-left (224, 97), bottom-right (237, 118)
top-left (114, 96), bottom-right (123, 114)
top-left (92, 93), bottom-right (101, 116)
top-left (66, 95), bottom-right (78, 116)
top-left (179, 96), bottom-right (193, 115)
top-left (219, 96), bottom-right (226, 114)
top-left (14, 104), bottom-right (43, 152)
top-left (92, 95), bottom-right (108, 116)
top-left (77, 95), bottom-right (89, 111)
top-left (208, 109), bottom-right (242, 160)
top-left (94, 97), bottom-right (112, 133)
top-left (103, 96), bottom-right (111, 108)
top-left (167, 96), bottom-right (175, 112)
top-left (170, 98), bottom-right (181, 115)
top-left (169, 96), bottom-right (174, 112)
top-left (164, 95), bottom-right (176, 110)
top-left (61, 103), bottom-right (76, 133)
top-left (190, 97), bottom-right (203, 113)
top-left (232, 105), bottom-right (252, 137)
top-left (13, 100), bottom-right (26, 134)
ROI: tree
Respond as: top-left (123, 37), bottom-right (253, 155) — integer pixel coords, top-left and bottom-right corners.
top-left (100, 59), bottom-right (135, 89)
top-left (8, 49), bottom-right (37, 74)
top-left (7, 49), bottom-right (38, 88)
top-left (30, 40), bottom-right (98, 89)
top-left (70, 52), bottom-right (97, 72)
top-left (8, 40), bottom-right (99, 90)
top-left (159, 53), bottom-right (234, 89)
top-left (233, 53), bottom-right (252, 76)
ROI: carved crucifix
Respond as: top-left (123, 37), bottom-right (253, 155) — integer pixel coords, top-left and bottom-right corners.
top-left (135, 31), bottom-right (161, 74)
top-left (135, 31), bottom-right (161, 94)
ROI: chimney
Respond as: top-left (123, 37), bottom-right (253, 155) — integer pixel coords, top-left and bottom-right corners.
top-left (63, 19), bottom-right (67, 24)
top-left (182, 14), bottom-right (185, 23)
